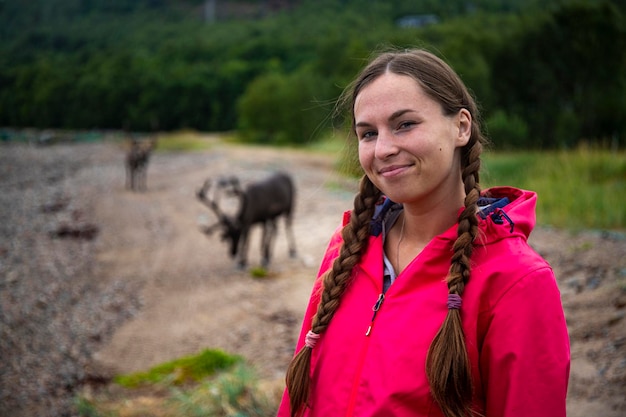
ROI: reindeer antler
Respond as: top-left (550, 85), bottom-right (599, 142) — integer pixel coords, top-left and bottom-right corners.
top-left (196, 179), bottom-right (212, 201)
top-left (196, 178), bottom-right (233, 235)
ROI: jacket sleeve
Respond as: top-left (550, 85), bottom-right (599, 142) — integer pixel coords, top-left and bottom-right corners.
top-left (276, 225), bottom-right (344, 417)
top-left (479, 265), bottom-right (570, 417)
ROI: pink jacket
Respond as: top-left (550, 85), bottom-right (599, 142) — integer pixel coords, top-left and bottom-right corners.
top-left (278, 187), bottom-right (570, 417)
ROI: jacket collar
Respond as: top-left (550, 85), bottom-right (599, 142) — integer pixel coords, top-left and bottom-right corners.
top-left (343, 187), bottom-right (538, 282)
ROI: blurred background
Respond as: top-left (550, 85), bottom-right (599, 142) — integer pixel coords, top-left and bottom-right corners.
top-left (1, 1), bottom-right (625, 417)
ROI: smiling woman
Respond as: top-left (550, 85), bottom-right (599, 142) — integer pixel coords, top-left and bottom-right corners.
top-left (354, 72), bottom-right (470, 236)
top-left (280, 48), bottom-right (570, 417)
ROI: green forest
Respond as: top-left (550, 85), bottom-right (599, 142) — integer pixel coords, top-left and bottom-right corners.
top-left (1, 0), bottom-right (625, 149)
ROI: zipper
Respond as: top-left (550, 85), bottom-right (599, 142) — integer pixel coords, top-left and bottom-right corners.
top-left (346, 331), bottom-right (371, 416)
top-left (365, 293), bottom-right (385, 336)
top-left (346, 292), bottom-right (386, 415)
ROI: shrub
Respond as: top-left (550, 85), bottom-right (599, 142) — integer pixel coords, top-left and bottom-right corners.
top-left (237, 68), bottom-right (333, 146)
top-left (485, 109), bottom-right (529, 150)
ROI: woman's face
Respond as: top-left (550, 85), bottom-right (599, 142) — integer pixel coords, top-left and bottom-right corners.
top-left (354, 72), bottom-right (471, 209)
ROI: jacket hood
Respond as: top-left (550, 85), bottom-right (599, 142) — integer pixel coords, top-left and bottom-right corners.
top-left (475, 186), bottom-right (537, 245)
top-left (360, 186), bottom-right (538, 246)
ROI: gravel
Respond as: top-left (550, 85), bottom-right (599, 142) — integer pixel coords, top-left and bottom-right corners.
top-left (0, 142), bottom-right (142, 416)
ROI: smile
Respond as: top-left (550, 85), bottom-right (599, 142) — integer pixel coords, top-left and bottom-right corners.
top-left (378, 164), bottom-right (412, 177)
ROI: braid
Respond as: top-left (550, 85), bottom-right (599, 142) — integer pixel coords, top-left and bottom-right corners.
top-left (285, 176), bottom-right (380, 417)
top-left (426, 135), bottom-right (484, 417)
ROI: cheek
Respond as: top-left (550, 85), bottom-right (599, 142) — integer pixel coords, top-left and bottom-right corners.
top-left (357, 142), bottom-right (372, 168)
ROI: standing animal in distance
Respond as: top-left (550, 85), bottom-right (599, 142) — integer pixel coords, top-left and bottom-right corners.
top-left (125, 137), bottom-right (156, 192)
top-left (196, 171), bottom-right (297, 269)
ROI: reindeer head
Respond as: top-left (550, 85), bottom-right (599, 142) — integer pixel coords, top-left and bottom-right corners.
top-left (196, 177), bottom-right (244, 258)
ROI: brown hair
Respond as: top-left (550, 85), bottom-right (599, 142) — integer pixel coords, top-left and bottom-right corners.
top-left (285, 48), bottom-right (487, 417)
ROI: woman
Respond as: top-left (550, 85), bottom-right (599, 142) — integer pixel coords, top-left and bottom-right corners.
top-left (279, 48), bottom-right (570, 417)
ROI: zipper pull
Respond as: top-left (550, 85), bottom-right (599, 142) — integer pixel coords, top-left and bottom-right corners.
top-left (365, 293), bottom-right (385, 336)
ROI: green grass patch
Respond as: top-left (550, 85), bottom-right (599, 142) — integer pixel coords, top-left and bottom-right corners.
top-left (305, 130), bottom-right (348, 154)
top-left (482, 148), bottom-right (626, 230)
top-left (155, 130), bottom-right (217, 152)
top-left (75, 360), bottom-right (280, 417)
top-left (250, 266), bottom-right (269, 278)
top-left (170, 363), bottom-right (277, 417)
top-left (114, 349), bottom-right (241, 388)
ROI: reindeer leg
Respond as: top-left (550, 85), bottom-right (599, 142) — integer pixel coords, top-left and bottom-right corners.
top-left (143, 163), bottom-right (148, 191)
top-left (261, 220), bottom-right (277, 267)
top-left (132, 163), bottom-right (140, 192)
top-left (237, 228), bottom-right (249, 270)
top-left (136, 166), bottom-right (142, 191)
top-left (260, 221), bottom-right (269, 266)
top-left (140, 167), bottom-right (146, 191)
top-left (284, 214), bottom-right (297, 258)
top-left (131, 167), bottom-right (136, 191)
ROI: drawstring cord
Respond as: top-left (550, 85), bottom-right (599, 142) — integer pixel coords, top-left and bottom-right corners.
top-left (491, 208), bottom-right (515, 233)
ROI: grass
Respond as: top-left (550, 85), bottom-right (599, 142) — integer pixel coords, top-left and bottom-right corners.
top-left (249, 266), bottom-right (269, 278)
top-left (75, 350), bottom-right (280, 417)
top-left (482, 147), bottom-right (626, 230)
top-left (114, 349), bottom-right (241, 387)
top-left (169, 364), bottom-right (278, 417)
top-left (154, 130), bottom-right (222, 152)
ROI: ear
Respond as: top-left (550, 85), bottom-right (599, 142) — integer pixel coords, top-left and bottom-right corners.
top-left (455, 108), bottom-right (472, 148)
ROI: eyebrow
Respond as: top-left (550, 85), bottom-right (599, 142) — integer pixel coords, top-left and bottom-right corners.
top-left (355, 108), bottom-right (416, 128)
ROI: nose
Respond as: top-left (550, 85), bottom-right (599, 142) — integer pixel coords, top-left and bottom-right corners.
top-left (374, 129), bottom-right (399, 160)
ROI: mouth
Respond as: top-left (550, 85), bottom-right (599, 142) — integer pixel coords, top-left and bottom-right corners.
top-left (378, 164), bottom-right (412, 177)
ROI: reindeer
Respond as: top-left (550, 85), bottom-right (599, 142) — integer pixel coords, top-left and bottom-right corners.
top-left (196, 171), bottom-right (297, 269)
top-left (125, 136), bottom-right (156, 192)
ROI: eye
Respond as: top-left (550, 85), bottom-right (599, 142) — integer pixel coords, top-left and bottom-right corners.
top-left (357, 130), bottom-right (377, 141)
top-left (396, 121), bottom-right (416, 131)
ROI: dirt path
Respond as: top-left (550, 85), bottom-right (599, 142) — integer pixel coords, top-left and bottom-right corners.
top-left (2, 138), bottom-right (624, 416)
top-left (89, 138), bottom-right (358, 385)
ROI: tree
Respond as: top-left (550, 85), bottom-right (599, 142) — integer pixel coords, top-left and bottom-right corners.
top-left (492, 1), bottom-right (626, 148)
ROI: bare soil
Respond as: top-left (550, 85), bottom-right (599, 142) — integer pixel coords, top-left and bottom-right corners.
top-left (1, 137), bottom-right (625, 416)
